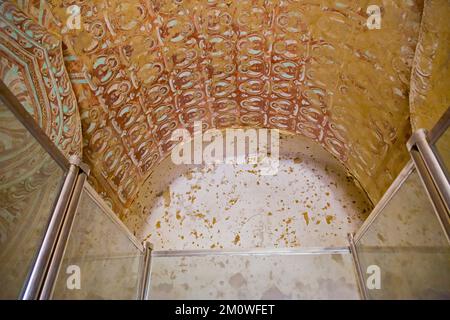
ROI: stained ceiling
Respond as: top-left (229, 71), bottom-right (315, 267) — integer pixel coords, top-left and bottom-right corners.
top-left (4, 0), bottom-right (445, 219)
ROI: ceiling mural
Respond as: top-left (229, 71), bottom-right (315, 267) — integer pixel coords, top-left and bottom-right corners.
top-left (4, 0), bottom-right (425, 219)
top-left (0, 1), bottom-right (82, 157)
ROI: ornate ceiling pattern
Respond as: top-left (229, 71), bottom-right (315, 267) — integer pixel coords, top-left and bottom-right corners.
top-left (4, 1), bottom-right (425, 219)
top-left (0, 1), bottom-right (82, 157)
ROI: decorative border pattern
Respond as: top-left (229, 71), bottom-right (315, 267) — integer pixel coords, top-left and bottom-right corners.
top-left (0, 1), bottom-right (82, 157)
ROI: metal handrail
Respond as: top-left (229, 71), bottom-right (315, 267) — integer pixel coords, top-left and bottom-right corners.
top-left (348, 233), bottom-right (368, 300)
top-left (38, 180), bottom-right (147, 299)
top-left (354, 114), bottom-right (449, 245)
top-left (21, 162), bottom-right (79, 300)
top-left (1, 80), bottom-right (94, 299)
top-left (0, 80), bottom-right (79, 300)
top-left (407, 127), bottom-right (450, 242)
top-left (349, 110), bottom-right (450, 299)
top-left (39, 172), bottom-right (88, 299)
top-left (151, 247), bottom-right (350, 257)
top-left (139, 242), bottom-right (153, 300)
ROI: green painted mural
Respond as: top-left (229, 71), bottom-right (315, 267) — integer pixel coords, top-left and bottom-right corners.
top-left (0, 1), bottom-right (82, 157)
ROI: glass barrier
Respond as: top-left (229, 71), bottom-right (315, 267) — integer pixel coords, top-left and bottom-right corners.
top-left (51, 185), bottom-right (144, 299)
top-left (433, 124), bottom-right (450, 181)
top-left (147, 249), bottom-right (360, 300)
top-left (0, 99), bottom-right (66, 299)
top-left (354, 165), bottom-right (450, 299)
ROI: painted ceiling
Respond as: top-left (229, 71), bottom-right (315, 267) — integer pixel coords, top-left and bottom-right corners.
top-left (0, 1), bottom-right (82, 157)
top-left (1, 0), bottom-right (448, 221)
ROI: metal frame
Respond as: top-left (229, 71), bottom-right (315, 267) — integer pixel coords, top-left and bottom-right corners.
top-left (348, 233), bottom-right (367, 300)
top-left (39, 181), bottom-right (145, 299)
top-left (347, 245), bottom-right (450, 254)
top-left (354, 161), bottom-right (415, 242)
top-left (408, 129), bottom-right (450, 242)
top-left (0, 78), bottom-right (155, 300)
top-left (350, 110), bottom-right (450, 299)
top-left (151, 247), bottom-right (350, 257)
top-left (4, 72), bottom-right (449, 300)
top-left (408, 129), bottom-right (450, 207)
top-left (0, 80), bottom-right (70, 170)
top-left (0, 79), bottom-right (93, 299)
top-left (410, 148), bottom-right (450, 243)
top-left (83, 183), bottom-right (145, 252)
top-left (21, 161), bottom-right (79, 300)
top-left (0, 79), bottom-right (82, 300)
top-left (39, 172), bottom-right (88, 299)
top-left (139, 242), bottom-right (153, 300)
top-left (148, 246), bottom-right (354, 300)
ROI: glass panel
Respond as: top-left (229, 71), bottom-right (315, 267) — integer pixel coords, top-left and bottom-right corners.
top-left (434, 125), bottom-right (450, 180)
top-left (0, 100), bottom-right (65, 299)
top-left (52, 187), bottom-right (143, 299)
top-left (355, 168), bottom-right (450, 299)
top-left (148, 252), bottom-right (359, 299)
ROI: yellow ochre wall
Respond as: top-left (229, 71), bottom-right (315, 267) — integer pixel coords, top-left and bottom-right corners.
top-left (410, 0), bottom-right (450, 131)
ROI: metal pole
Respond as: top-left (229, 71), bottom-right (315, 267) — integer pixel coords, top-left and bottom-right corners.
top-left (408, 130), bottom-right (450, 243)
top-left (39, 172), bottom-right (88, 299)
top-left (139, 242), bottom-right (153, 300)
top-left (151, 246), bottom-right (350, 257)
top-left (409, 129), bottom-right (450, 211)
top-left (348, 233), bottom-right (368, 300)
top-left (410, 149), bottom-right (450, 243)
top-left (22, 164), bottom-right (79, 300)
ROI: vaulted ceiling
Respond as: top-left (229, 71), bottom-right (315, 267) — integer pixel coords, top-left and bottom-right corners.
top-left (3, 0), bottom-right (448, 220)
